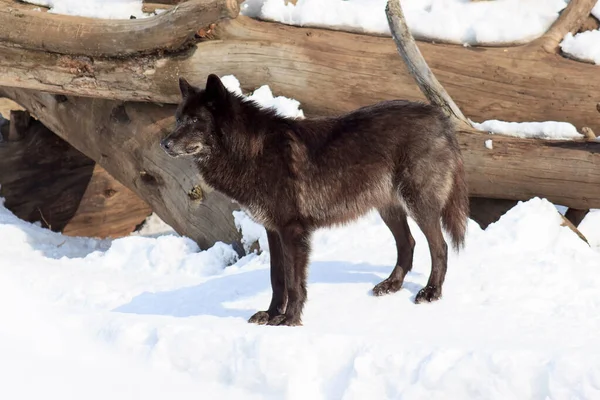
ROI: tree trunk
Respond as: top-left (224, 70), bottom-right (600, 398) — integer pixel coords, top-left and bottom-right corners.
top-left (0, 88), bottom-right (244, 253)
top-left (0, 0), bottom-right (240, 57)
top-left (0, 0), bottom-right (598, 248)
top-left (0, 112), bottom-right (152, 237)
top-left (0, 15), bottom-right (598, 132)
top-left (468, 198), bottom-right (519, 229)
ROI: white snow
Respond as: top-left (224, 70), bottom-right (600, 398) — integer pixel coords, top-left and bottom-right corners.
top-left (134, 213), bottom-right (177, 238)
top-left (560, 29), bottom-right (600, 65)
top-left (242, 0), bottom-right (571, 45)
top-left (2, 77), bottom-right (600, 398)
top-left (593, 1), bottom-right (600, 20)
top-left (2, 191), bottom-right (600, 399)
top-left (23, 0), bottom-right (150, 19)
top-left (484, 139), bottom-right (493, 150)
top-left (579, 209), bottom-right (600, 248)
top-left (472, 119), bottom-right (584, 140)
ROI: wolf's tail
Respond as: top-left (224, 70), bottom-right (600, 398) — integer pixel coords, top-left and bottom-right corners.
top-left (441, 158), bottom-right (469, 251)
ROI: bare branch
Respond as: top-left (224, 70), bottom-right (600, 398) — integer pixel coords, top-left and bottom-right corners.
top-left (384, 0), bottom-right (472, 129)
top-left (529, 0), bottom-right (596, 53)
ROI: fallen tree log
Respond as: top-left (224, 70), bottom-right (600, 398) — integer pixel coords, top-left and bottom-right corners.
top-left (0, 13), bottom-right (599, 132)
top-left (0, 0), bottom-right (598, 249)
top-left (0, 0), bottom-right (240, 57)
top-left (0, 111), bottom-right (152, 237)
top-left (385, 0), bottom-right (594, 244)
top-left (0, 88), bottom-right (243, 252)
top-left (384, 0), bottom-right (600, 209)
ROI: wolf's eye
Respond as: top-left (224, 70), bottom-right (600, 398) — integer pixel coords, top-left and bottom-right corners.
top-left (191, 117), bottom-right (200, 124)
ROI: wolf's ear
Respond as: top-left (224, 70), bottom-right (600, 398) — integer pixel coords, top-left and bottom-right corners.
top-left (205, 74), bottom-right (228, 106)
top-left (179, 77), bottom-right (197, 99)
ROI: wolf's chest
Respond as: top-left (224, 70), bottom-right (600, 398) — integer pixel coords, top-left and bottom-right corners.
top-left (242, 203), bottom-right (275, 229)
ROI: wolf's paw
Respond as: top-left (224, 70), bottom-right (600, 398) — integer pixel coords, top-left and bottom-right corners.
top-left (248, 311), bottom-right (271, 325)
top-left (372, 278), bottom-right (403, 296)
top-left (266, 315), bottom-right (302, 327)
top-left (415, 285), bottom-right (441, 303)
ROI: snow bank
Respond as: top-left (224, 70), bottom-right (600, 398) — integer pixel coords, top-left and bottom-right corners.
top-left (23, 0), bottom-right (149, 19)
top-left (134, 213), bottom-right (177, 238)
top-left (580, 209), bottom-right (600, 248)
top-left (2, 192), bottom-right (600, 399)
top-left (560, 29), bottom-right (600, 65)
top-left (472, 119), bottom-right (584, 140)
top-left (242, 0), bottom-right (570, 45)
top-left (594, 1), bottom-right (600, 20)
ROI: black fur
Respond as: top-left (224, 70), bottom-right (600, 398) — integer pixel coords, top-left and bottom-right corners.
top-left (161, 74), bottom-right (469, 326)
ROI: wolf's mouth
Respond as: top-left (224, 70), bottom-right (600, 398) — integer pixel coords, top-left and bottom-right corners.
top-left (185, 145), bottom-right (201, 154)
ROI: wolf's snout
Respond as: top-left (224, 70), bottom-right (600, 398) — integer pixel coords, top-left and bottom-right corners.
top-left (160, 138), bottom-right (179, 158)
top-left (160, 138), bottom-right (173, 151)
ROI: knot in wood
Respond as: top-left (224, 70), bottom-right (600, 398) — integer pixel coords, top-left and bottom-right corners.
top-left (188, 185), bottom-right (203, 201)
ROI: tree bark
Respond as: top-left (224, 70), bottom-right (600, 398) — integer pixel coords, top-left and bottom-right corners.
top-left (0, 112), bottom-right (152, 237)
top-left (529, 0), bottom-right (597, 53)
top-left (0, 87), bottom-right (244, 253)
top-left (468, 198), bottom-right (518, 229)
top-left (385, 0), bottom-right (596, 242)
top-left (0, 0), bottom-right (240, 57)
top-left (0, 15), bottom-right (598, 133)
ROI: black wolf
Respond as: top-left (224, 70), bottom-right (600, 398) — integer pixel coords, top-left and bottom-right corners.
top-left (161, 74), bottom-right (469, 326)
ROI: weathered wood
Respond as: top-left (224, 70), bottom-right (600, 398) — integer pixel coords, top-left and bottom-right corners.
top-left (8, 109), bottom-right (30, 142)
top-left (469, 197), bottom-right (518, 229)
top-left (0, 15), bottom-right (598, 133)
top-left (560, 214), bottom-right (589, 244)
top-left (565, 208), bottom-right (590, 227)
top-left (529, 0), bottom-right (597, 53)
top-left (582, 127), bottom-right (597, 140)
top-left (384, 0), bottom-right (470, 129)
top-left (62, 165), bottom-right (153, 238)
top-left (0, 87), bottom-right (244, 253)
top-left (577, 15), bottom-right (600, 33)
top-left (381, 0), bottom-right (600, 211)
top-left (0, 114), bottom-right (152, 237)
top-left (0, 0), bottom-right (240, 57)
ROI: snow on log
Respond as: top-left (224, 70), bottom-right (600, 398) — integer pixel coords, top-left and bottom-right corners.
top-left (384, 0), bottom-right (600, 212)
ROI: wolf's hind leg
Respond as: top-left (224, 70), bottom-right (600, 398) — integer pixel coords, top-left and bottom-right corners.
top-left (372, 205), bottom-right (415, 296)
top-left (412, 210), bottom-right (448, 303)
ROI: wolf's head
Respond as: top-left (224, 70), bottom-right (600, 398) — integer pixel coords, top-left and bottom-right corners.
top-left (160, 74), bottom-right (229, 158)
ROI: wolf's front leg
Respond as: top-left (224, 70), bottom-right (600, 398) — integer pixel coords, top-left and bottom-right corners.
top-left (248, 230), bottom-right (287, 325)
top-left (266, 223), bottom-right (311, 327)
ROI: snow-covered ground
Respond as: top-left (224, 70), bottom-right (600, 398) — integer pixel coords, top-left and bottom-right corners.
top-left (2, 192), bottom-right (600, 399)
top-left (2, 76), bottom-right (600, 399)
